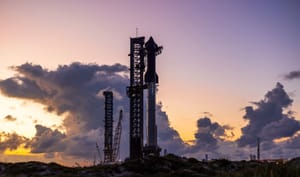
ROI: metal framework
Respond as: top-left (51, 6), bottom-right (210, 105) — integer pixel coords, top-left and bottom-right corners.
top-left (112, 110), bottom-right (123, 161)
top-left (103, 91), bottom-right (113, 163)
top-left (127, 37), bottom-right (145, 159)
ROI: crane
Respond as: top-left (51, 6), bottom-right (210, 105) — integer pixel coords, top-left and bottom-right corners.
top-left (97, 109), bottom-right (123, 164)
top-left (112, 110), bottom-right (123, 162)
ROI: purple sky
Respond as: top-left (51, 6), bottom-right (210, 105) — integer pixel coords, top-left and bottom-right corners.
top-left (0, 0), bottom-right (299, 164)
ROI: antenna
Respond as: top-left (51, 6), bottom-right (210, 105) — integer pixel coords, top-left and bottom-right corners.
top-left (257, 137), bottom-right (260, 160)
top-left (136, 28), bottom-right (138, 37)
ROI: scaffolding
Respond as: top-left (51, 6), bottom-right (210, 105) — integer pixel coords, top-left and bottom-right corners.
top-left (103, 91), bottom-right (113, 163)
top-left (127, 37), bottom-right (145, 159)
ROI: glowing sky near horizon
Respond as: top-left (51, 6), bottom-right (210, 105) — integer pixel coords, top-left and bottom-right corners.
top-left (0, 0), bottom-right (299, 156)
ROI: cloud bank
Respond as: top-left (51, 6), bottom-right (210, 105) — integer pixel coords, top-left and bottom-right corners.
top-left (0, 62), bottom-right (183, 162)
top-left (237, 83), bottom-right (300, 147)
top-left (0, 63), bottom-right (299, 163)
top-left (284, 70), bottom-right (300, 80)
top-left (0, 132), bottom-right (28, 153)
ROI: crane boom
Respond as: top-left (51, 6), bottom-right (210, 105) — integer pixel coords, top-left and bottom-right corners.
top-left (112, 110), bottom-right (123, 161)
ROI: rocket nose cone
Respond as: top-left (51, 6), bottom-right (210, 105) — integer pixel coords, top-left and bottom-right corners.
top-left (149, 36), bottom-right (154, 42)
top-left (145, 37), bottom-right (158, 50)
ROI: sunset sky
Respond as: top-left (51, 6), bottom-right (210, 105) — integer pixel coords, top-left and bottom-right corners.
top-left (0, 0), bottom-right (299, 165)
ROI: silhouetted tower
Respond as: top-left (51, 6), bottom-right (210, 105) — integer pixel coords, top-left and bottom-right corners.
top-left (112, 110), bottom-right (123, 161)
top-left (127, 37), bottom-right (145, 159)
top-left (103, 91), bottom-right (113, 163)
top-left (144, 37), bottom-right (162, 156)
top-left (257, 137), bottom-right (260, 160)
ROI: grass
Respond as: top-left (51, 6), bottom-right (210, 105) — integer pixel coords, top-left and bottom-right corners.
top-left (0, 156), bottom-right (300, 177)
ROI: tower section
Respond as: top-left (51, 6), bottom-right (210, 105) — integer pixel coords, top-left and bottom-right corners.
top-left (127, 37), bottom-right (146, 159)
top-left (103, 91), bottom-right (113, 163)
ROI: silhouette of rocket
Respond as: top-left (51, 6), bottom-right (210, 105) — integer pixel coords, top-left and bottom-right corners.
top-left (144, 37), bottom-right (162, 154)
top-left (145, 37), bottom-right (161, 84)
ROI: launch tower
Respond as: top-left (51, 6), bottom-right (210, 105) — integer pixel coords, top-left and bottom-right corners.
top-left (127, 37), bottom-right (146, 159)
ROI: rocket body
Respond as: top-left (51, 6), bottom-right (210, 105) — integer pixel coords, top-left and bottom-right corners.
top-left (147, 82), bottom-right (157, 146)
top-left (144, 37), bottom-right (162, 150)
top-left (145, 37), bottom-right (159, 84)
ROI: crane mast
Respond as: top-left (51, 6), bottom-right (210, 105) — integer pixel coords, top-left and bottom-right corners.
top-left (112, 110), bottom-right (123, 162)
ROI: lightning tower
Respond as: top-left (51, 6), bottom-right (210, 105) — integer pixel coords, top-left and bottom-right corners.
top-left (103, 91), bottom-right (113, 163)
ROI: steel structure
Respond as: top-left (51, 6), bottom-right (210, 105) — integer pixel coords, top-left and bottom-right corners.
top-left (112, 110), bottom-right (123, 161)
top-left (127, 37), bottom-right (146, 159)
top-left (103, 91), bottom-right (113, 163)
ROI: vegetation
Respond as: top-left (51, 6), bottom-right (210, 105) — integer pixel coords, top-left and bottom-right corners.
top-left (0, 155), bottom-right (300, 177)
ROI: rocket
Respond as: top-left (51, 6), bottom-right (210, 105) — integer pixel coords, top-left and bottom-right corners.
top-left (145, 37), bottom-right (160, 84)
top-left (144, 37), bottom-right (162, 152)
